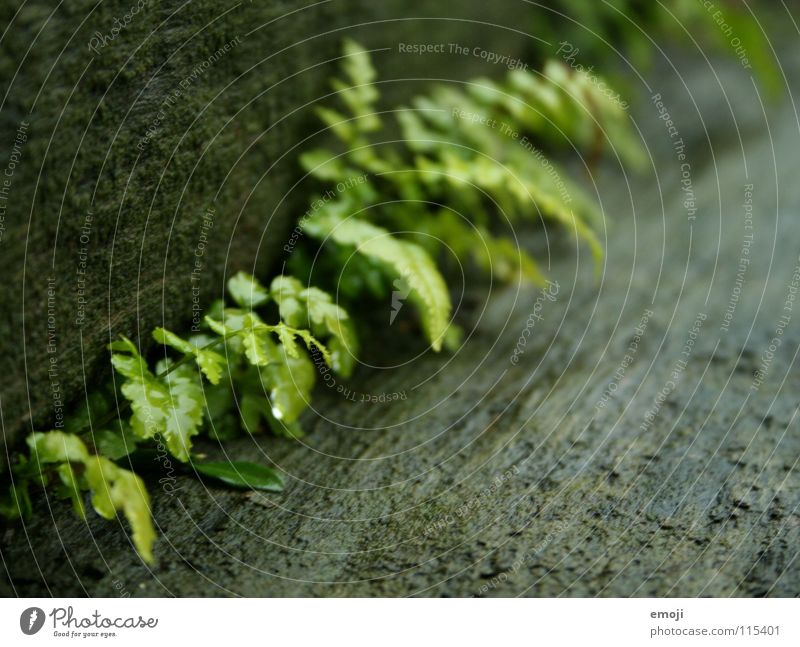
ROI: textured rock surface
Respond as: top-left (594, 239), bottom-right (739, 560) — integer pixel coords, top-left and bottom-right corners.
top-left (0, 0), bottom-right (349, 451)
top-left (2, 8), bottom-right (799, 597)
top-left (0, 0), bottom-right (541, 453)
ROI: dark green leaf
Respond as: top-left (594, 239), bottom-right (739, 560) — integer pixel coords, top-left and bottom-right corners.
top-left (193, 461), bottom-right (284, 492)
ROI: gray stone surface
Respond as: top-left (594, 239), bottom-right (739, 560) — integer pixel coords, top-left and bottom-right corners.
top-left (2, 8), bottom-right (800, 597)
top-left (0, 0), bottom-right (346, 452)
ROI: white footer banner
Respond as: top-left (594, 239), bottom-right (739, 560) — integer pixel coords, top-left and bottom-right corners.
top-left (0, 598), bottom-right (796, 646)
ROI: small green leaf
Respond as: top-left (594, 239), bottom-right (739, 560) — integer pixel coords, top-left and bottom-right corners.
top-left (300, 149), bottom-right (346, 181)
top-left (300, 286), bottom-right (341, 327)
top-left (275, 324), bottom-right (300, 359)
top-left (152, 327), bottom-right (194, 354)
top-left (261, 351), bottom-right (316, 424)
top-left (269, 276), bottom-right (306, 326)
top-left (109, 345), bottom-right (150, 381)
top-left (112, 340), bottom-right (206, 461)
top-left (294, 329), bottom-right (332, 367)
top-left (238, 393), bottom-right (266, 434)
top-left (316, 106), bottom-right (357, 143)
top-left (242, 325), bottom-right (272, 367)
top-left (303, 214), bottom-right (452, 351)
top-left (57, 463), bottom-right (86, 518)
top-left (120, 378), bottom-right (168, 440)
top-left (227, 271), bottom-right (270, 309)
top-left (24, 432), bottom-right (155, 563)
top-left (341, 38), bottom-right (377, 88)
top-left (84, 455), bottom-right (155, 563)
top-left (93, 428), bottom-right (138, 461)
top-left (333, 38), bottom-right (381, 132)
top-left (28, 431), bottom-right (90, 464)
top-left (0, 482), bottom-right (32, 520)
top-left (277, 296), bottom-right (304, 327)
top-left (108, 336), bottom-right (139, 354)
top-left (270, 275), bottom-right (305, 298)
top-left (159, 365), bottom-right (206, 462)
top-left (193, 461), bottom-right (284, 492)
top-left (195, 349), bottom-right (226, 385)
top-left (204, 315), bottom-right (231, 337)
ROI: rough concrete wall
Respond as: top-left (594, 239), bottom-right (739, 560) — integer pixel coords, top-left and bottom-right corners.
top-left (0, 0), bottom-right (345, 451)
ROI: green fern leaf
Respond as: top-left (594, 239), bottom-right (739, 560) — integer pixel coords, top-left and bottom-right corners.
top-left (111, 342), bottom-right (205, 462)
top-left (275, 323), bottom-right (301, 359)
top-left (194, 349), bottom-right (226, 385)
top-left (158, 363), bottom-right (206, 462)
top-left (261, 350), bottom-right (316, 424)
top-left (227, 271), bottom-right (270, 309)
top-left (152, 327), bottom-right (194, 354)
top-left (152, 327), bottom-right (227, 385)
top-left (303, 214), bottom-right (451, 351)
top-left (27, 431), bottom-right (155, 563)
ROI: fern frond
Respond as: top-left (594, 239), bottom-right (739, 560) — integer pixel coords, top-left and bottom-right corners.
top-left (303, 213), bottom-right (452, 351)
top-left (27, 431), bottom-right (155, 563)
